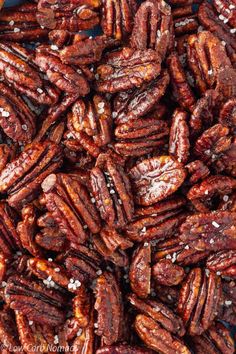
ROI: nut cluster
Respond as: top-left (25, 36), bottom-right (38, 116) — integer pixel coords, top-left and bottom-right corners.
top-left (0, 0), bottom-right (235, 353)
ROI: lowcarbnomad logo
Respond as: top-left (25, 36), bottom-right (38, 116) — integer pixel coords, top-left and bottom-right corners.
top-left (0, 344), bottom-right (77, 352)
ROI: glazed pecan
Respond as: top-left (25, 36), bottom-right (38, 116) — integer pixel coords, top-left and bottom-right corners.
top-left (134, 314), bottom-right (191, 354)
top-left (90, 157), bottom-right (134, 228)
top-left (0, 144), bottom-right (12, 173)
top-left (0, 310), bottom-right (21, 354)
top-left (191, 322), bottom-right (235, 354)
top-left (0, 42), bottom-right (60, 105)
top-left (169, 108), bottom-right (190, 164)
top-left (0, 141), bottom-right (63, 209)
top-left (186, 160), bottom-right (210, 184)
top-left (129, 156), bottom-right (186, 206)
top-left (95, 47), bottom-right (161, 93)
top-left (167, 52), bottom-right (196, 112)
top-left (102, 0), bottom-right (137, 40)
top-left (180, 211), bottom-right (236, 251)
top-left (187, 175), bottom-right (236, 212)
top-left (206, 250), bottom-right (236, 277)
top-left (218, 97), bottom-right (236, 131)
top-left (115, 117), bottom-right (169, 157)
top-left (5, 276), bottom-right (66, 326)
top-left (130, 0), bottom-right (173, 60)
top-left (41, 173), bottom-right (101, 247)
top-left (37, 0), bottom-right (100, 31)
top-left (96, 344), bottom-right (155, 354)
top-left (67, 95), bottom-right (112, 157)
top-left (94, 271), bottom-right (123, 346)
top-left (113, 70), bottom-right (170, 125)
top-left (128, 293), bottom-right (185, 336)
top-left (125, 196), bottom-right (187, 242)
top-left (152, 259), bottom-right (185, 286)
top-left (0, 3), bottom-right (48, 42)
top-left (177, 268), bottom-right (221, 335)
top-left (129, 243), bottom-right (151, 298)
top-left (173, 5), bottom-right (199, 36)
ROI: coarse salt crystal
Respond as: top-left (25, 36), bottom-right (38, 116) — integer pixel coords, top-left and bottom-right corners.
top-left (22, 124), bottom-right (27, 131)
top-left (37, 88), bottom-right (43, 94)
top-left (223, 195), bottom-right (229, 202)
top-left (2, 111), bottom-right (10, 117)
top-left (51, 45), bottom-right (59, 50)
top-left (9, 20), bottom-right (14, 26)
top-left (98, 102), bottom-right (105, 109)
top-left (54, 268), bottom-right (60, 272)
top-left (225, 300), bottom-right (232, 306)
top-left (14, 28), bottom-right (20, 33)
top-left (29, 320), bottom-right (33, 326)
top-left (212, 221), bottom-right (220, 228)
top-left (96, 270), bottom-right (102, 275)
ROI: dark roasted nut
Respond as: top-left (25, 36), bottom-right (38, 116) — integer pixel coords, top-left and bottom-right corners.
top-left (218, 97), bottom-right (236, 131)
top-left (41, 173), bottom-right (101, 247)
top-left (0, 42), bottom-right (60, 105)
top-left (35, 45), bottom-right (89, 96)
top-left (152, 259), bottom-right (185, 286)
top-left (187, 175), bottom-right (236, 212)
top-left (67, 95), bottom-right (112, 157)
top-left (180, 211), bottom-right (236, 251)
top-left (167, 52), bottom-right (196, 112)
top-left (128, 293), bottom-right (185, 336)
top-left (0, 141), bottom-right (63, 209)
top-left (130, 0), bottom-right (173, 60)
top-left (134, 314), bottom-right (191, 354)
top-left (115, 117), bottom-right (169, 157)
top-left (190, 322), bottom-right (235, 354)
top-left (0, 202), bottom-right (22, 256)
top-left (5, 276), bottom-right (66, 326)
top-left (177, 268), bottom-right (221, 335)
top-left (129, 243), bottom-right (151, 298)
top-left (113, 70), bottom-right (169, 125)
top-left (189, 89), bottom-right (219, 136)
top-left (94, 272), bottom-right (123, 346)
top-left (102, 0), bottom-right (137, 40)
top-left (129, 156), bottom-right (186, 206)
top-left (37, 0), bottom-right (101, 31)
top-left (90, 157), bottom-right (134, 228)
top-left (185, 160), bottom-right (210, 184)
top-left (0, 3), bottom-right (48, 42)
top-left (169, 108), bottom-right (190, 164)
top-left (0, 82), bottom-right (35, 143)
top-left (95, 47), bottom-right (161, 93)
top-left (125, 196), bottom-right (187, 242)
top-left (206, 250), bottom-right (236, 277)
top-left (198, 1), bottom-right (236, 67)
top-left (96, 344), bottom-right (155, 354)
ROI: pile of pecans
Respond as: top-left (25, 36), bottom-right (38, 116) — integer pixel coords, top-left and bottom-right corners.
top-left (0, 0), bottom-right (235, 353)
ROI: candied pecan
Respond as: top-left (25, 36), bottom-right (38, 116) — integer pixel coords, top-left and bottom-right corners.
top-left (206, 250), bottom-right (236, 277)
top-left (180, 211), bottom-right (236, 251)
top-left (194, 123), bottom-right (232, 165)
top-left (67, 95), bottom-right (112, 157)
top-left (129, 156), bottom-right (186, 206)
top-left (125, 196), bottom-right (187, 242)
top-left (129, 243), bottom-right (151, 298)
top-left (94, 271), bottom-right (123, 346)
top-left (96, 344), bottom-right (155, 354)
top-left (17, 205), bottom-right (43, 257)
top-left (135, 314), bottom-right (191, 354)
top-left (130, 0), bottom-right (173, 60)
top-left (35, 46), bottom-right (89, 96)
top-left (218, 97), bottom-right (236, 131)
top-left (69, 311), bottom-right (95, 353)
top-left (0, 202), bottom-right (22, 256)
top-left (169, 108), bottom-right (190, 164)
top-left (0, 141), bottom-right (63, 209)
top-left (185, 160), bottom-right (210, 184)
top-left (128, 293), bottom-right (185, 336)
top-left (167, 52), bottom-right (196, 112)
top-left (214, 136), bottom-right (236, 177)
top-left (115, 117), bottom-right (169, 157)
top-left (191, 322), bottom-right (235, 354)
top-left (37, 0), bottom-right (100, 31)
top-left (102, 0), bottom-right (137, 40)
top-left (0, 144), bottom-right (12, 173)
top-left (93, 235), bottom-right (129, 267)
top-left (177, 268), bottom-right (221, 335)
top-left (187, 175), bottom-right (236, 212)
top-left (41, 173), bottom-right (101, 247)
top-left (5, 276), bottom-right (66, 326)
top-left (198, 1), bottom-right (236, 66)
top-left (174, 12), bottom-right (199, 37)
top-left (190, 89), bottom-right (219, 136)
top-left (0, 42), bottom-right (60, 105)
top-left (213, 0), bottom-right (236, 27)
top-left (49, 29), bottom-right (72, 48)
top-left (95, 47), bottom-right (161, 93)
top-left (64, 246), bottom-right (102, 284)
top-left (152, 259), bottom-right (185, 286)
top-left (90, 157), bottom-right (134, 228)
top-left (0, 3), bottom-right (48, 42)
top-left (0, 253), bottom-right (7, 281)
top-left (113, 70), bottom-right (170, 125)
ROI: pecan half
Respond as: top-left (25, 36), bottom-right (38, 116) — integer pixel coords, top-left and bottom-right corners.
top-left (206, 250), bottom-right (236, 277)
top-left (152, 259), bottom-right (185, 286)
top-left (218, 97), bottom-right (236, 131)
top-left (95, 47), bottom-right (161, 93)
top-left (185, 160), bottom-right (210, 184)
top-left (129, 156), bottom-right (186, 206)
top-left (177, 268), bottom-right (221, 335)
